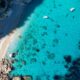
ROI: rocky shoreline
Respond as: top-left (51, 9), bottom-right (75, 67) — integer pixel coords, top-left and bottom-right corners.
top-left (0, 58), bottom-right (32, 80)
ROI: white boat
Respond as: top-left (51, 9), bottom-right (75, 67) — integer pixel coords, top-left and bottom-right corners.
top-left (43, 16), bottom-right (49, 19)
top-left (70, 7), bottom-right (75, 12)
top-left (9, 54), bottom-right (12, 58)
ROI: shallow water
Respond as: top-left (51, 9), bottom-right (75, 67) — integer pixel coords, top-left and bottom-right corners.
top-left (7, 0), bottom-right (80, 80)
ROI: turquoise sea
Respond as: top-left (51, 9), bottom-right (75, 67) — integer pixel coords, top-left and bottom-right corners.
top-left (7, 0), bottom-right (80, 80)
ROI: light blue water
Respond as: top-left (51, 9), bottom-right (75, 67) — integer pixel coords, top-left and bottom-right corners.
top-left (8, 0), bottom-right (80, 80)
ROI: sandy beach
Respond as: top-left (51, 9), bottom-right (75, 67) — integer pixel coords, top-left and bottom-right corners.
top-left (0, 33), bottom-right (15, 60)
top-left (0, 29), bottom-right (21, 60)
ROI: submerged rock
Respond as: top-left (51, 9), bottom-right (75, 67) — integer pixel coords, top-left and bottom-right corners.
top-left (64, 55), bottom-right (72, 64)
top-left (22, 60), bottom-right (26, 65)
top-left (47, 52), bottom-right (55, 60)
top-left (36, 75), bottom-right (41, 80)
top-left (42, 61), bottom-right (46, 65)
top-left (30, 58), bottom-right (37, 63)
top-left (52, 38), bottom-right (59, 47)
top-left (53, 75), bottom-right (62, 80)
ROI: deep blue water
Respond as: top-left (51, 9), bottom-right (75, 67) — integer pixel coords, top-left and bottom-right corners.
top-left (7, 0), bottom-right (80, 80)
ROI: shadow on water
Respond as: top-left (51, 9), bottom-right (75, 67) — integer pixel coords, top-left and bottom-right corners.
top-left (0, 0), bottom-right (43, 39)
top-left (19, 0), bottom-right (43, 26)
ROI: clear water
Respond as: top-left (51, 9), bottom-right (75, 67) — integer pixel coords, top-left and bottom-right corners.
top-left (7, 0), bottom-right (80, 80)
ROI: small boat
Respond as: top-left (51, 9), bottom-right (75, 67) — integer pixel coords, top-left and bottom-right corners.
top-left (9, 53), bottom-right (16, 58)
top-left (9, 54), bottom-right (12, 58)
top-left (43, 16), bottom-right (49, 19)
top-left (70, 7), bottom-right (75, 12)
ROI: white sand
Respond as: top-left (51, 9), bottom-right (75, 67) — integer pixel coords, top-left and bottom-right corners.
top-left (0, 28), bottom-right (22, 60)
